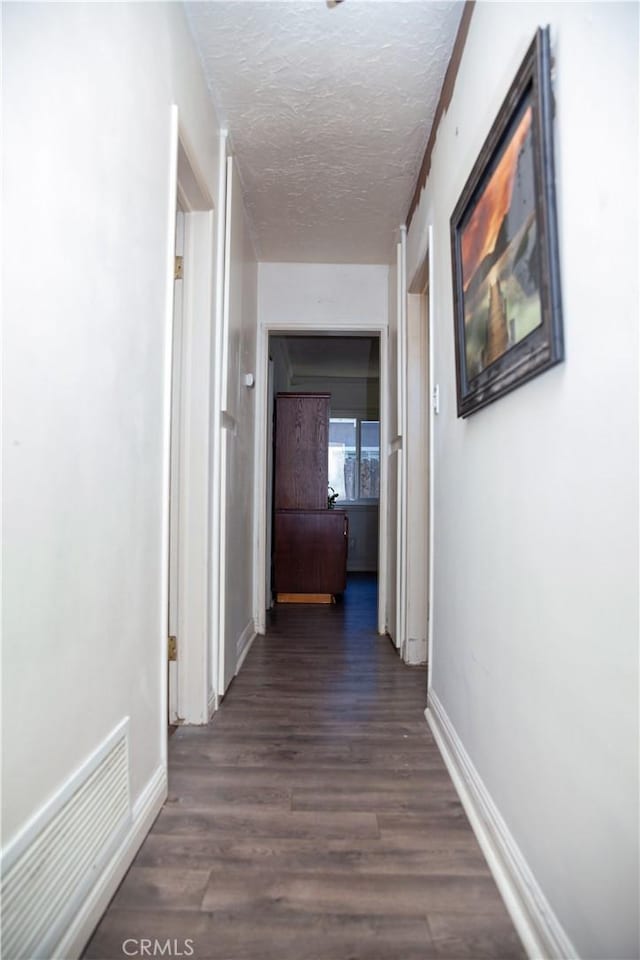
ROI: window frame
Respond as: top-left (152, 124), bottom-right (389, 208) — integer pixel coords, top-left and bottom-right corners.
top-left (329, 415), bottom-right (380, 505)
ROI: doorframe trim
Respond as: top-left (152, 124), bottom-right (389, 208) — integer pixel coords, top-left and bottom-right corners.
top-left (397, 229), bottom-right (408, 654)
top-left (426, 228), bottom-right (435, 682)
top-left (210, 130), bottom-right (228, 705)
top-left (405, 225), bottom-right (435, 679)
top-left (175, 205), bottom-right (215, 723)
top-left (163, 106), bottom-right (216, 734)
top-left (254, 320), bottom-right (389, 636)
top-left (159, 105), bottom-right (180, 765)
top-left (216, 153), bottom-right (233, 696)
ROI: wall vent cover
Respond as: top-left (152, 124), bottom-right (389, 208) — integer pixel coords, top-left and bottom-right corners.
top-left (1, 719), bottom-right (131, 959)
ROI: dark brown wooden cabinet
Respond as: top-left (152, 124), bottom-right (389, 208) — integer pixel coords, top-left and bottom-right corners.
top-left (274, 393), bottom-right (329, 510)
top-left (274, 510), bottom-right (348, 595)
top-left (273, 393), bottom-right (348, 599)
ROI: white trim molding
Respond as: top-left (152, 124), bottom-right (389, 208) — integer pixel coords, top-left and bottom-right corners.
top-left (426, 226), bottom-right (435, 685)
top-left (395, 230), bottom-right (408, 654)
top-left (164, 106), bottom-right (216, 730)
top-left (158, 104), bottom-right (180, 767)
top-left (236, 619), bottom-right (257, 675)
top-left (208, 690), bottom-right (219, 719)
top-left (209, 129), bottom-right (228, 704)
top-left (426, 692), bottom-right (578, 960)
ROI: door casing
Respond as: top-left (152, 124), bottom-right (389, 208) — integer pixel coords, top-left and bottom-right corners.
top-left (254, 321), bottom-right (389, 637)
top-left (162, 106), bottom-right (216, 739)
top-left (405, 227), bottom-right (435, 681)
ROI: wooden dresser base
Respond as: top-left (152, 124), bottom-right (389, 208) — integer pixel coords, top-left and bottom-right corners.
top-left (276, 593), bottom-right (335, 605)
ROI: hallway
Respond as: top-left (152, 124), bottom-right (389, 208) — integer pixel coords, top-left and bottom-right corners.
top-left (4, 5), bottom-right (638, 957)
top-left (85, 579), bottom-right (524, 959)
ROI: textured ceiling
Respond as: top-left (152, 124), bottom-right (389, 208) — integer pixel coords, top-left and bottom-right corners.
top-left (185, 1), bottom-right (463, 264)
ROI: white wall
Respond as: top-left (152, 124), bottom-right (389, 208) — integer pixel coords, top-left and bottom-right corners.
top-left (407, 4), bottom-right (638, 957)
top-left (220, 158), bottom-right (258, 693)
top-left (259, 262), bottom-right (388, 329)
top-left (2, 1), bottom-right (225, 949)
top-left (256, 262), bottom-right (389, 629)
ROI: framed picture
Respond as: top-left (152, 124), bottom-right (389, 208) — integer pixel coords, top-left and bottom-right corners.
top-left (450, 26), bottom-right (563, 418)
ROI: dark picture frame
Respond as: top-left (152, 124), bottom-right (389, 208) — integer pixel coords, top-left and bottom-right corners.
top-left (450, 26), bottom-right (563, 418)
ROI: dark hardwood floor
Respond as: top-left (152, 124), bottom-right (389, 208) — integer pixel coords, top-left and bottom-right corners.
top-left (84, 576), bottom-right (525, 959)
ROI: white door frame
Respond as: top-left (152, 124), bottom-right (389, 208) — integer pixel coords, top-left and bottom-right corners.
top-left (216, 154), bottom-right (233, 697)
top-left (396, 229), bottom-right (408, 654)
top-left (209, 131), bottom-right (228, 708)
top-left (159, 107), bottom-right (180, 765)
top-left (405, 225), bottom-right (435, 679)
top-left (265, 358), bottom-right (275, 610)
top-left (162, 106), bottom-right (216, 734)
top-left (253, 320), bottom-right (389, 637)
top-left (168, 203), bottom-right (185, 723)
top-left (426, 228), bottom-right (435, 688)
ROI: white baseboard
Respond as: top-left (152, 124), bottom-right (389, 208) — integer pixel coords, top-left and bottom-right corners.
top-left (53, 764), bottom-right (167, 960)
top-left (403, 635), bottom-right (427, 665)
top-left (426, 692), bottom-right (577, 960)
top-left (235, 618), bottom-right (256, 675)
top-left (208, 689), bottom-right (218, 719)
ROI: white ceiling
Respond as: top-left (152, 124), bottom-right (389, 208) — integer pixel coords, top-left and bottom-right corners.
top-left (185, 1), bottom-right (464, 264)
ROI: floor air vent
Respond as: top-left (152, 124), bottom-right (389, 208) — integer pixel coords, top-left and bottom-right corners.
top-left (1, 719), bottom-right (131, 960)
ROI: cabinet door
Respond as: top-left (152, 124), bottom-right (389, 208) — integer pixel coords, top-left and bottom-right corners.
top-left (275, 394), bottom-right (329, 510)
top-left (274, 510), bottom-right (348, 595)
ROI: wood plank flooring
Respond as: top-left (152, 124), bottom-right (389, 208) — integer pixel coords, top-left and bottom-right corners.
top-left (84, 576), bottom-right (525, 960)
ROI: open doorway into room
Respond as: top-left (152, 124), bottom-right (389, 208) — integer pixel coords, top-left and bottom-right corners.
top-left (266, 334), bottom-right (381, 627)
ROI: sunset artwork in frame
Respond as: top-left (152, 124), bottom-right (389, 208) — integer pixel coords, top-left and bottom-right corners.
top-left (450, 26), bottom-right (563, 418)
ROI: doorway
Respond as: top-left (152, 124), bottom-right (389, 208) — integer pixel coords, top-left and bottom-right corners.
top-left (259, 332), bottom-right (386, 632)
